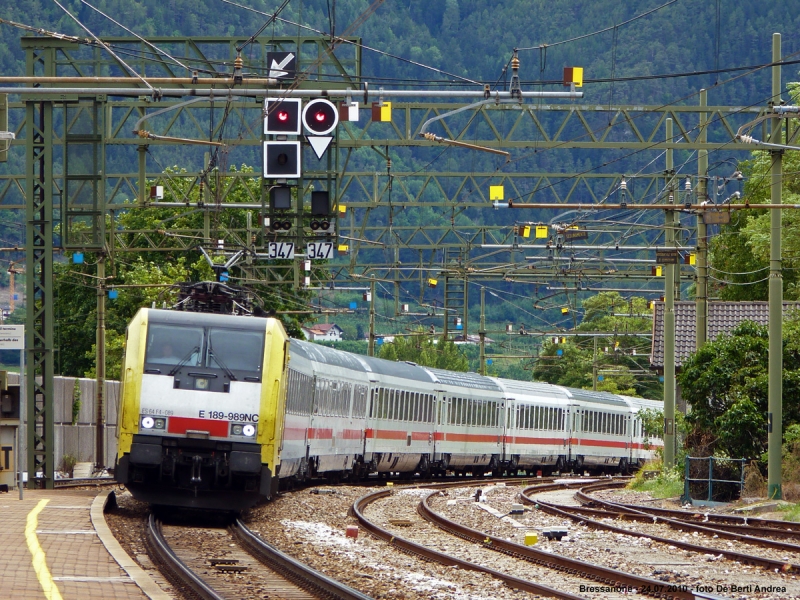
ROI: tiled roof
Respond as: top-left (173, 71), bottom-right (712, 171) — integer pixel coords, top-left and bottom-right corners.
top-left (650, 301), bottom-right (800, 369)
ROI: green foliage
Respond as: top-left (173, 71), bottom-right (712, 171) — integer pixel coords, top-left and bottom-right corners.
top-left (378, 330), bottom-right (469, 371)
top-left (532, 291), bottom-right (659, 398)
top-left (54, 166), bottom-right (312, 378)
top-left (61, 454), bottom-right (78, 477)
top-left (628, 461), bottom-right (684, 498)
top-left (71, 380), bottom-right (81, 426)
top-left (678, 318), bottom-right (800, 459)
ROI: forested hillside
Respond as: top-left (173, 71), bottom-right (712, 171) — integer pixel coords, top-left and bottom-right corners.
top-left (2, 0), bottom-right (798, 104)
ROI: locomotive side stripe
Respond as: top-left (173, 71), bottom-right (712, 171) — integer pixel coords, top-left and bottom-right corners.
top-left (167, 416), bottom-right (228, 437)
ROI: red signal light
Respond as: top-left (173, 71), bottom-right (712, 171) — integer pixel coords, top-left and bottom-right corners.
top-left (278, 111), bottom-right (289, 121)
top-left (302, 98), bottom-right (339, 135)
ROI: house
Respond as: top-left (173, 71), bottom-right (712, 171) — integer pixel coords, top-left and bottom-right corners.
top-left (301, 323), bottom-right (344, 342)
top-left (650, 301), bottom-right (800, 371)
top-left (650, 301), bottom-right (800, 410)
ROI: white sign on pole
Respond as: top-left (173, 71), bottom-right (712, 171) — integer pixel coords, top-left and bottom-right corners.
top-left (0, 325), bottom-right (24, 349)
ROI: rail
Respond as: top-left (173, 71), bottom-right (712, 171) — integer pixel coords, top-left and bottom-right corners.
top-left (231, 519), bottom-right (372, 600)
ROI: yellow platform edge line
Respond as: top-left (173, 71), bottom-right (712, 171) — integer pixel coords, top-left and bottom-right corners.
top-left (25, 499), bottom-right (63, 600)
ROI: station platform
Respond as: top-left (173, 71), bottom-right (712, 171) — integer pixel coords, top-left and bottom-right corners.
top-left (0, 488), bottom-right (169, 600)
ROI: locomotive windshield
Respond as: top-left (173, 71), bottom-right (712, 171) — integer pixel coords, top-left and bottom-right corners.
top-left (145, 324), bottom-right (265, 379)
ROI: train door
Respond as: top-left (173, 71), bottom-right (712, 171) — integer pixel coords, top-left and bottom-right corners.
top-left (433, 390), bottom-right (446, 468)
top-left (567, 404), bottom-right (580, 464)
top-left (503, 398), bottom-right (515, 465)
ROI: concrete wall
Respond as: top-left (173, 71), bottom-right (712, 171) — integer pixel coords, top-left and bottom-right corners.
top-left (11, 374), bottom-right (120, 472)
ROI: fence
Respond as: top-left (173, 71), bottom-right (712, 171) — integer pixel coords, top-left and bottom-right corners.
top-left (681, 456), bottom-right (746, 506)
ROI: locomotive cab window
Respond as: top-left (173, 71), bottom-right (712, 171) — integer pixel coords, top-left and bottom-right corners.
top-left (206, 328), bottom-right (264, 377)
top-left (145, 325), bottom-right (203, 368)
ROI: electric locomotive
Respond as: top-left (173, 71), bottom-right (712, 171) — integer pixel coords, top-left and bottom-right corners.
top-left (115, 307), bottom-right (289, 510)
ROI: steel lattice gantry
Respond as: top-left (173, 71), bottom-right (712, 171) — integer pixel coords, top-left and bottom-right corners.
top-left (4, 35), bottom-right (768, 486)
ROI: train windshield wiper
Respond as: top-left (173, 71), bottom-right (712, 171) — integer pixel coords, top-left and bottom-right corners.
top-left (208, 341), bottom-right (237, 381)
top-left (168, 345), bottom-right (200, 377)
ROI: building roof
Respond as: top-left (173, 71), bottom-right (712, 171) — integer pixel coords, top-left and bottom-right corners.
top-left (302, 323), bottom-right (342, 335)
top-left (650, 301), bottom-right (800, 369)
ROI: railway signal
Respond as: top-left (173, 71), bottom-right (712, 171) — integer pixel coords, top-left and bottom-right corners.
top-left (263, 141), bottom-right (301, 178)
top-left (264, 98), bottom-right (301, 135)
top-left (302, 98), bottom-right (338, 158)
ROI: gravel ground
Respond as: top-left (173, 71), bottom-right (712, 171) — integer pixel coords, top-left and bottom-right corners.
top-left (105, 481), bottom-right (800, 600)
top-left (361, 486), bottom-right (644, 599)
top-left (430, 483), bottom-right (800, 600)
top-left (244, 485), bottom-right (523, 600)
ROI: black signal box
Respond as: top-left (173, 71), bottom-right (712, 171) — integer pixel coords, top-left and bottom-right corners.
top-left (264, 98), bottom-right (301, 135)
top-left (263, 141), bottom-right (301, 178)
top-left (270, 186), bottom-right (292, 210)
top-left (310, 191), bottom-right (331, 216)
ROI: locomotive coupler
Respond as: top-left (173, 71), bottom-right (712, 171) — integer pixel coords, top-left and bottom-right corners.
top-left (190, 455), bottom-right (203, 484)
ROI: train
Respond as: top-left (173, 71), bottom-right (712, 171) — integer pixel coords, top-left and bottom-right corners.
top-left (115, 306), bottom-right (663, 510)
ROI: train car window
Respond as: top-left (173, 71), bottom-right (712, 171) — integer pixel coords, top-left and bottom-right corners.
top-left (414, 393), bottom-right (420, 422)
top-left (388, 389), bottom-right (395, 420)
top-left (146, 325), bottom-right (204, 368)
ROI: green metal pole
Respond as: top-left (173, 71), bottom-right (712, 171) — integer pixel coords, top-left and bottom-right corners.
top-left (368, 280), bottom-right (376, 357)
top-left (593, 336), bottom-right (598, 391)
top-left (768, 32), bottom-right (783, 500)
top-left (664, 118), bottom-right (676, 469)
top-left (479, 287), bottom-right (486, 376)
top-left (96, 254), bottom-right (105, 470)
top-left (696, 90), bottom-right (708, 350)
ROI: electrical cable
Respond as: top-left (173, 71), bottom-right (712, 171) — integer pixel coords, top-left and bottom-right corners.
top-left (51, 0), bottom-right (155, 93)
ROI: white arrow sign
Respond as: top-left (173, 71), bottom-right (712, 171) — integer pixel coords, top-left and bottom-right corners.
top-left (307, 136), bottom-right (333, 159)
top-left (269, 53), bottom-right (295, 78)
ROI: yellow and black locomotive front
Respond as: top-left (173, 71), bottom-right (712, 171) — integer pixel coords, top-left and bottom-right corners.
top-left (115, 309), bottom-right (288, 510)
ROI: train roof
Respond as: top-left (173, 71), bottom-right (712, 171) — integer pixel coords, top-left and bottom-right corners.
top-left (563, 387), bottom-right (630, 407)
top-left (144, 308), bottom-right (269, 331)
top-left (489, 377), bottom-right (571, 400)
top-left (289, 339), bottom-right (435, 382)
top-left (423, 368), bottom-right (502, 391)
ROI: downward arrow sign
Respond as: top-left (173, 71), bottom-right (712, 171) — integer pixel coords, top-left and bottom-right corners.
top-left (269, 53), bottom-right (295, 78)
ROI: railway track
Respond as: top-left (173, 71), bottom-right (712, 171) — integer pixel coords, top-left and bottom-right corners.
top-left (574, 484), bottom-right (800, 540)
top-left (521, 480), bottom-right (800, 574)
top-left (53, 477), bottom-right (117, 488)
top-left (145, 514), bottom-right (371, 600)
top-left (353, 479), bottom-right (731, 600)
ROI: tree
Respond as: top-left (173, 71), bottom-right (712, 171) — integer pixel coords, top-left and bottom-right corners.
top-left (378, 330), bottom-right (468, 371)
top-left (54, 165), bottom-right (314, 378)
top-left (677, 318), bottom-right (800, 459)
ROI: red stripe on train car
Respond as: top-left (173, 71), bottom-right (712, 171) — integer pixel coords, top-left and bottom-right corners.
top-left (375, 429), bottom-right (408, 440)
top-left (576, 439), bottom-right (628, 449)
top-left (340, 429), bottom-right (363, 440)
top-left (411, 431), bottom-right (430, 441)
top-left (308, 427), bottom-right (333, 439)
top-left (364, 428), bottom-right (375, 439)
top-left (506, 436), bottom-right (565, 445)
top-left (434, 432), bottom-right (445, 441)
top-left (167, 416), bottom-right (228, 437)
top-left (445, 432), bottom-right (500, 443)
top-left (282, 426), bottom-right (307, 440)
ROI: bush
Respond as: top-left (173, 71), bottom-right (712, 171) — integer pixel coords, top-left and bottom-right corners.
top-left (61, 454), bottom-right (77, 477)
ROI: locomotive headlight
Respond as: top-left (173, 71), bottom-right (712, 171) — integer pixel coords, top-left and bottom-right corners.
top-left (232, 424), bottom-right (243, 435)
top-left (141, 416), bottom-right (155, 429)
top-left (242, 424), bottom-right (256, 437)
